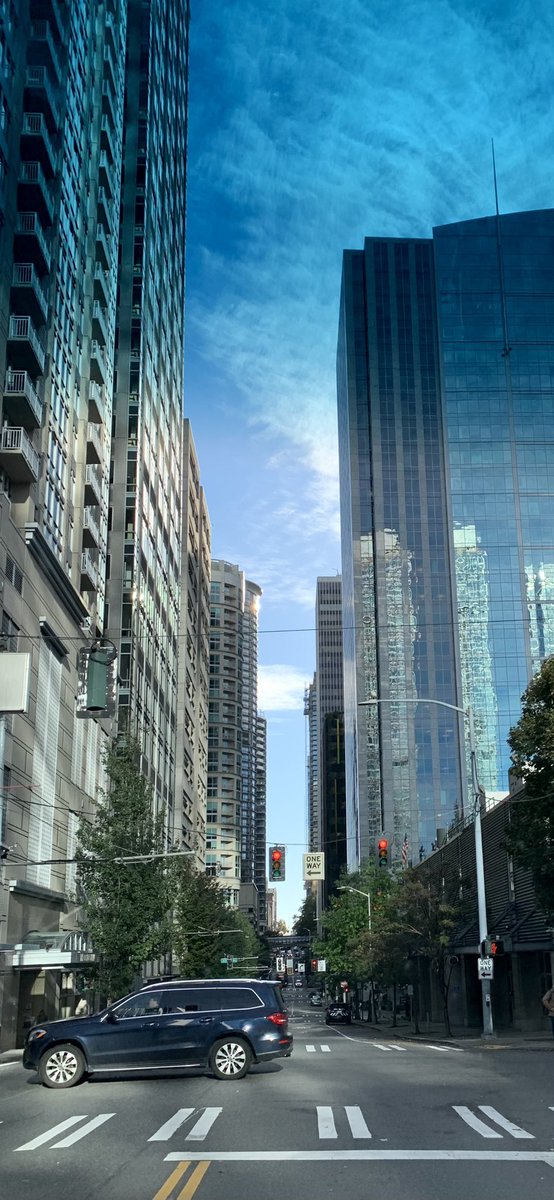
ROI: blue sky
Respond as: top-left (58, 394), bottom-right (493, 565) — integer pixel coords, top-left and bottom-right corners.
top-left (184, 0), bottom-right (553, 926)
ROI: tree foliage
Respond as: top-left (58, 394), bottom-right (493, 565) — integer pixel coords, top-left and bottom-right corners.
top-left (170, 862), bottom-right (262, 976)
top-left (292, 890), bottom-right (316, 937)
top-left (76, 738), bottom-right (172, 999)
top-left (506, 657), bottom-right (554, 916)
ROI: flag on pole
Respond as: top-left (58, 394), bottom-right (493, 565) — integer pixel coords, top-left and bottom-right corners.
top-left (401, 834), bottom-right (409, 868)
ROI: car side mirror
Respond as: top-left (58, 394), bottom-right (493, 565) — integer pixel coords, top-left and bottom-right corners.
top-left (103, 1008), bottom-right (118, 1024)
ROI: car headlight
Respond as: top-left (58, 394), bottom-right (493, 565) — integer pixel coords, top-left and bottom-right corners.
top-left (27, 1028), bottom-right (47, 1042)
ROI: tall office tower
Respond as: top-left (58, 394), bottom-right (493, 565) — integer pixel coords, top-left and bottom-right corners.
top-left (315, 577), bottom-right (346, 901)
top-left (338, 209), bottom-right (554, 869)
top-left (208, 561), bottom-right (264, 920)
top-left (253, 714), bottom-right (267, 926)
top-left (175, 421), bottom-right (211, 867)
top-left (304, 675), bottom-right (318, 851)
top-left (105, 0), bottom-right (190, 826)
top-left (0, 1), bottom-right (126, 1048)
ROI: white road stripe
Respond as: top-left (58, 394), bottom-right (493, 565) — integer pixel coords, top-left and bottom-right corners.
top-left (51, 1113), bottom-right (115, 1148)
top-left (426, 1045), bottom-right (453, 1053)
top-left (149, 1108), bottom-right (195, 1141)
top-left (478, 1105), bottom-right (534, 1139)
top-left (14, 1116), bottom-right (86, 1151)
top-left (388, 1044), bottom-right (407, 1052)
top-left (165, 1149), bottom-right (554, 1165)
top-left (372, 1043), bottom-right (392, 1052)
top-left (321, 1045), bottom-right (331, 1053)
top-left (453, 1106), bottom-right (502, 1138)
top-left (186, 1108), bottom-right (222, 1141)
top-left (317, 1106), bottom-right (337, 1139)
top-left (345, 1106), bottom-right (372, 1139)
top-left (306, 1044), bottom-right (316, 1052)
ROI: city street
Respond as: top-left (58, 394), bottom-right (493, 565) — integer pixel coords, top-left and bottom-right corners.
top-left (1, 995), bottom-right (553, 1200)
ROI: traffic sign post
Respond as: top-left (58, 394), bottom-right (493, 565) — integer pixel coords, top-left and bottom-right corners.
top-left (478, 956), bottom-right (494, 980)
top-left (303, 852), bottom-right (325, 880)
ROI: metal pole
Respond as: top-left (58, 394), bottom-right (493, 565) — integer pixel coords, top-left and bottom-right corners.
top-left (468, 706), bottom-right (494, 1037)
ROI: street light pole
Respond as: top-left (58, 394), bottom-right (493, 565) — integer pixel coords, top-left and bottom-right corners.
top-left (359, 697), bottom-right (494, 1037)
top-left (337, 884), bottom-right (374, 1021)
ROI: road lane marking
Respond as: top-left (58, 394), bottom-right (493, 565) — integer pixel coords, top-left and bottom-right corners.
top-left (186, 1108), bottom-right (222, 1141)
top-left (14, 1115), bottom-right (86, 1151)
top-left (372, 1043), bottom-right (393, 1051)
top-left (453, 1106), bottom-right (503, 1138)
top-left (176, 1162), bottom-right (209, 1199)
top-left (306, 1044), bottom-right (316, 1052)
top-left (478, 1106), bottom-right (534, 1139)
top-left (51, 1113), bottom-right (115, 1147)
top-left (345, 1106), bottom-right (372, 1139)
top-left (152, 1162), bottom-right (190, 1200)
top-left (164, 1149), bottom-right (554, 1165)
top-left (321, 1045), bottom-right (331, 1052)
top-left (150, 1109), bottom-right (196, 1141)
top-left (317, 1106), bottom-right (337, 1139)
top-left (388, 1044), bottom-right (407, 1051)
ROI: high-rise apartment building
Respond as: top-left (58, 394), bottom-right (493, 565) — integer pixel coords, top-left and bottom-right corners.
top-left (175, 420), bottom-right (210, 866)
top-left (208, 561), bottom-right (266, 923)
top-left (337, 209), bottom-right (554, 869)
top-left (105, 0), bottom-right (190, 826)
top-left (0, 0), bottom-right (126, 1048)
top-left (304, 675), bottom-right (318, 852)
top-left (315, 577), bottom-right (346, 902)
top-left (253, 713), bottom-right (267, 926)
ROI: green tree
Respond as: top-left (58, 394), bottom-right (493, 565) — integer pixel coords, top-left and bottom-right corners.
top-left (76, 738), bottom-right (172, 999)
top-left (292, 890), bottom-right (316, 937)
top-left (170, 862), bottom-right (234, 977)
top-left (506, 657), bottom-right (554, 917)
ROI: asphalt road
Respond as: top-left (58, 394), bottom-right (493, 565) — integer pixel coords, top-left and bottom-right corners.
top-left (1, 994), bottom-right (553, 1200)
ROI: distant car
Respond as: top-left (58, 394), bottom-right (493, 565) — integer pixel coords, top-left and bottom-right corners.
top-left (23, 978), bottom-right (293, 1089)
top-left (325, 1003), bottom-right (352, 1025)
top-left (309, 993), bottom-right (323, 1007)
top-left (294, 979), bottom-right (303, 989)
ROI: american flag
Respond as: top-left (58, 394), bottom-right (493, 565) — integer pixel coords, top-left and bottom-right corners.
top-left (401, 834), bottom-right (409, 868)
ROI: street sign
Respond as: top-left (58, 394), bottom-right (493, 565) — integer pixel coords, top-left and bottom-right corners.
top-left (303, 852), bottom-right (325, 880)
top-left (478, 956), bottom-right (494, 979)
top-left (340, 980), bottom-right (349, 989)
top-left (317, 959), bottom-right (326, 972)
top-left (286, 957), bottom-right (294, 971)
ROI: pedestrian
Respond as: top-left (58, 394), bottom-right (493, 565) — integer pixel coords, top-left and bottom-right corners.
top-left (541, 984), bottom-right (554, 1037)
top-left (75, 996), bottom-right (89, 1017)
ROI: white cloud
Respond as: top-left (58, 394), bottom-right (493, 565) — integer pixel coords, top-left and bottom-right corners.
top-left (258, 664), bottom-right (310, 711)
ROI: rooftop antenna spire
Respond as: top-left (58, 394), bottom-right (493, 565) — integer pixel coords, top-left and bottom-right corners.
top-left (491, 138), bottom-right (511, 358)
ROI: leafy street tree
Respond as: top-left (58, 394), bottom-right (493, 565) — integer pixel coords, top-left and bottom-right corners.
top-left (76, 738), bottom-right (172, 1000)
top-left (506, 656), bottom-right (554, 917)
top-left (170, 863), bottom-right (263, 976)
top-left (292, 890), bottom-right (316, 937)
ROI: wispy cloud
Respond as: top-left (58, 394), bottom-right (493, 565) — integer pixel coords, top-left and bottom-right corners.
top-left (258, 664), bottom-right (310, 711)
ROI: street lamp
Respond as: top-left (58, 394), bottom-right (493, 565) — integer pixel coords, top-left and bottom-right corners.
top-left (359, 697), bottom-right (493, 1038)
top-left (337, 884), bottom-right (376, 1022)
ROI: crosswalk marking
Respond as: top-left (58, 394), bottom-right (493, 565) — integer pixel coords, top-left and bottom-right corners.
top-left (306, 1044), bottom-right (316, 1052)
top-left (317, 1106), bottom-right (337, 1139)
top-left (453, 1106), bottom-right (503, 1138)
top-left (51, 1114), bottom-right (115, 1148)
top-left (345, 1106), bottom-right (372, 1139)
top-left (388, 1044), bottom-right (407, 1052)
top-left (321, 1045), bottom-right (330, 1053)
top-left (149, 1109), bottom-right (195, 1142)
top-left (305, 1044), bottom-right (330, 1052)
top-left (15, 1116), bottom-right (87, 1152)
top-left (427, 1044), bottom-right (464, 1053)
top-left (186, 1108), bottom-right (222, 1142)
top-left (477, 1106), bottom-right (534, 1139)
top-left (372, 1043), bottom-right (393, 1052)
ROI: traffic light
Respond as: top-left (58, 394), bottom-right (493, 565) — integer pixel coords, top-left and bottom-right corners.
top-left (77, 643), bottom-right (117, 717)
top-left (490, 939), bottom-right (504, 956)
top-left (269, 845), bottom-right (286, 881)
top-left (377, 836), bottom-right (389, 869)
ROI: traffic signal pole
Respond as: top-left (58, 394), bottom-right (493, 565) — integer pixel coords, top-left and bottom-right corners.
top-left (360, 697), bottom-right (494, 1038)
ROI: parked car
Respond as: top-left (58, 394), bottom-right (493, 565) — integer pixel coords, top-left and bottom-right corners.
top-left (325, 1002), bottom-right (352, 1025)
top-left (309, 992), bottom-right (323, 1007)
top-left (23, 978), bottom-right (293, 1089)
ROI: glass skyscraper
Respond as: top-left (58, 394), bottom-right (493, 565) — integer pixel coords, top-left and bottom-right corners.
top-left (338, 209), bottom-right (554, 869)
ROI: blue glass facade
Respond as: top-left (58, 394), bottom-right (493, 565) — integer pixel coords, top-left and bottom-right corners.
top-left (338, 208), bottom-right (554, 869)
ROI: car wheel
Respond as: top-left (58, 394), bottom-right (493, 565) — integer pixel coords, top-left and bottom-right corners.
top-left (39, 1043), bottom-right (86, 1089)
top-left (210, 1037), bottom-right (252, 1080)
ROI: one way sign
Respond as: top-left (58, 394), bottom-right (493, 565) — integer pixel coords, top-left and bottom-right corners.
top-left (303, 852), bottom-right (325, 880)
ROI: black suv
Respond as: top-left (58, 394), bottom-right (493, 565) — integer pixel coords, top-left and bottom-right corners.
top-left (23, 978), bottom-right (293, 1089)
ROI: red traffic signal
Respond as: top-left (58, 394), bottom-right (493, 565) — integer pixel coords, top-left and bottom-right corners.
top-left (377, 837), bottom-right (389, 868)
top-left (272, 849), bottom-right (282, 862)
top-left (269, 845), bottom-right (286, 881)
top-left (490, 940), bottom-right (504, 956)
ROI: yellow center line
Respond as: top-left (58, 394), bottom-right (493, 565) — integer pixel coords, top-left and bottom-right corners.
top-left (152, 1160), bottom-right (190, 1200)
top-left (176, 1161), bottom-right (210, 1200)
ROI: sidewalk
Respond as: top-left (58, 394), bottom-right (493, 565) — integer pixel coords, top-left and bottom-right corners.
top-left (0, 1048), bottom-right (23, 1063)
top-left (352, 1013), bottom-right (554, 1049)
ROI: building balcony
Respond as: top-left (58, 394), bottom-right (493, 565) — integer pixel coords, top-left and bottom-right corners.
top-left (82, 506), bottom-right (101, 548)
top-left (93, 264), bottom-right (110, 307)
top-left (100, 115), bottom-right (115, 163)
top-left (3, 370), bottom-right (43, 429)
top-left (18, 161), bottom-right (54, 227)
top-left (98, 151), bottom-right (114, 198)
top-left (21, 112), bottom-right (57, 177)
top-left (86, 422), bottom-right (103, 465)
top-left (96, 186), bottom-right (114, 233)
top-left (88, 379), bottom-right (105, 424)
top-left (103, 44), bottom-right (116, 89)
top-left (84, 464), bottom-right (102, 506)
top-left (29, 21), bottom-right (63, 83)
top-left (90, 340), bottom-right (107, 386)
top-left (0, 427), bottom-right (40, 484)
top-left (104, 10), bottom-right (118, 52)
top-left (32, 0), bottom-right (64, 45)
top-left (15, 212), bottom-right (51, 275)
top-left (7, 315), bottom-right (46, 377)
top-left (80, 549), bottom-right (98, 591)
top-left (95, 223), bottom-right (111, 269)
top-left (11, 263), bottom-right (49, 327)
top-left (102, 80), bottom-right (116, 124)
top-left (24, 66), bottom-right (59, 132)
top-left (92, 301), bottom-right (108, 346)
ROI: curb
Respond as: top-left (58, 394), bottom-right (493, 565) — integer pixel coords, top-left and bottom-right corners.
top-left (351, 1019), bottom-right (554, 1049)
